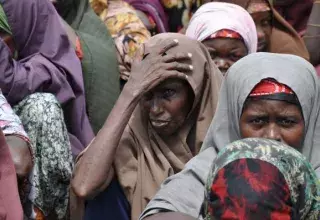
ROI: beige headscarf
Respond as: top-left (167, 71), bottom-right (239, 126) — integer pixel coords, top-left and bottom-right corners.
top-left (114, 33), bottom-right (222, 219)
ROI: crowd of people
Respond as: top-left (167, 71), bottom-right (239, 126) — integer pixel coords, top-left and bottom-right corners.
top-left (0, 0), bottom-right (319, 219)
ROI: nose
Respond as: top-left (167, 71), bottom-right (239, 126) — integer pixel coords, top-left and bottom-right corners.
top-left (149, 98), bottom-right (164, 117)
top-left (263, 123), bottom-right (282, 142)
top-left (214, 58), bottom-right (230, 73)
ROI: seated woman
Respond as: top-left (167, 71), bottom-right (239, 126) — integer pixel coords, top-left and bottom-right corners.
top-left (72, 33), bottom-right (223, 220)
top-left (140, 52), bottom-right (320, 219)
top-left (185, 2), bottom-right (257, 75)
top-left (205, 138), bottom-right (320, 220)
top-left (0, 0), bottom-right (85, 219)
top-left (213, 0), bottom-right (309, 60)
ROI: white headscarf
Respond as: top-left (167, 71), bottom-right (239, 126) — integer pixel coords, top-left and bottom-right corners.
top-left (186, 2), bottom-right (257, 54)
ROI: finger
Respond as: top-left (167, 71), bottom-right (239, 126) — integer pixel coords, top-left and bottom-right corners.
top-left (162, 52), bottom-right (193, 63)
top-left (143, 70), bottom-right (189, 93)
top-left (164, 62), bottom-right (193, 73)
top-left (158, 39), bottom-right (179, 55)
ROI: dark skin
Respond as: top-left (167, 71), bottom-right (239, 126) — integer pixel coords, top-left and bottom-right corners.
top-left (250, 11), bottom-right (272, 52)
top-left (141, 79), bottom-right (194, 138)
top-left (202, 38), bottom-right (248, 75)
top-left (146, 99), bottom-right (305, 220)
top-left (240, 99), bottom-right (305, 150)
top-left (72, 39), bottom-right (194, 199)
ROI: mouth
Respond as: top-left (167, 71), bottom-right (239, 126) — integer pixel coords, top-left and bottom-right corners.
top-left (150, 120), bottom-right (170, 128)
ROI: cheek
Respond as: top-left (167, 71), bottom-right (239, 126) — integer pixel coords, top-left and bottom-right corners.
top-left (164, 96), bottom-right (190, 120)
top-left (239, 122), bottom-right (264, 138)
top-left (281, 125), bottom-right (305, 149)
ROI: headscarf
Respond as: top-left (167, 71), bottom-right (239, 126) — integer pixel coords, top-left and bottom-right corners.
top-left (114, 33), bottom-right (223, 220)
top-left (0, 128), bottom-right (23, 220)
top-left (205, 138), bottom-right (320, 220)
top-left (0, 5), bottom-right (10, 35)
top-left (247, 0), bottom-right (270, 13)
top-left (274, 0), bottom-right (313, 35)
top-left (140, 52), bottom-right (320, 219)
top-left (124, 0), bottom-right (169, 33)
top-left (211, 0), bottom-right (309, 60)
top-left (201, 52), bottom-right (320, 169)
top-left (0, 0), bottom-right (94, 156)
top-left (186, 2), bottom-right (257, 54)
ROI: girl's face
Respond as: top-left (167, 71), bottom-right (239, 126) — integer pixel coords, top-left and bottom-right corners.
top-left (240, 99), bottom-right (305, 149)
top-left (202, 38), bottom-right (248, 75)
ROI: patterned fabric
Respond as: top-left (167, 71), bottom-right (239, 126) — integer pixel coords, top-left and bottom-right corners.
top-left (249, 79), bottom-right (294, 97)
top-left (0, 91), bottom-right (30, 144)
top-left (90, 0), bottom-right (151, 81)
top-left (14, 93), bottom-right (73, 219)
top-left (205, 138), bottom-right (320, 220)
top-left (247, 0), bottom-right (271, 14)
top-left (209, 29), bottom-right (243, 40)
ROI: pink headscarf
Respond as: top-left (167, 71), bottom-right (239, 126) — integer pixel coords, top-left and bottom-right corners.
top-left (186, 2), bottom-right (257, 54)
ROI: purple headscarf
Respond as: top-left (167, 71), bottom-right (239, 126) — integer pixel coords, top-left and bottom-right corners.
top-left (0, 0), bottom-right (94, 156)
top-left (124, 0), bottom-right (169, 33)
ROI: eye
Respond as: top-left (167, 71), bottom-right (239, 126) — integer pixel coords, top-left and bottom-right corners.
top-left (230, 53), bottom-right (243, 61)
top-left (261, 18), bottom-right (271, 27)
top-left (162, 89), bottom-right (176, 99)
top-left (279, 118), bottom-right (297, 128)
top-left (248, 117), bottom-right (268, 127)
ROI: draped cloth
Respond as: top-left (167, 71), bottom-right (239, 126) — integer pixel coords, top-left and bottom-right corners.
top-left (140, 52), bottom-right (320, 219)
top-left (0, 0), bottom-right (94, 156)
top-left (186, 2), bottom-right (257, 53)
top-left (114, 33), bottom-right (223, 220)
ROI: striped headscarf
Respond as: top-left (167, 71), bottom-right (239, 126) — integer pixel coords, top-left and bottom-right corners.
top-left (0, 5), bottom-right (11, 35)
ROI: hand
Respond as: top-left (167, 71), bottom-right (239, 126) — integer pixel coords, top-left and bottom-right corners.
top-left (124, 38), bottom-right (193, 98)
top-left (6, 136), bottom-right (32, 179)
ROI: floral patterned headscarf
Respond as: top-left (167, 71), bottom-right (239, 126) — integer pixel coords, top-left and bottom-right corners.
top-left (205, 138), bottom-right (320, 220)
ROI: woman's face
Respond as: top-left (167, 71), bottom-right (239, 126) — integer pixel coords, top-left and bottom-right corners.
top-left (203, 38), bottom-right (248, 75)
top-left (141, 78), bottom-right (194, 137)
top-left (240, 99), bottom-right (305, 149)
top-left (251, 11), bottom-right (272, 52)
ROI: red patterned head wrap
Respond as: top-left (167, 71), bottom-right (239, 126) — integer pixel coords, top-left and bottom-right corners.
top-left (208, 29), bottom-right (243, 40)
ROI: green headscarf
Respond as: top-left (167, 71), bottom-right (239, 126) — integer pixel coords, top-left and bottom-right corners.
top-left (205, 138), bottom-right (320, 219)
top-left (0, 5), bottom-right (11, 35)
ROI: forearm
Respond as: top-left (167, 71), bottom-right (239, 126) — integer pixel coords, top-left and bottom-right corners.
top-left (72, 87), bottom-right (139, 198)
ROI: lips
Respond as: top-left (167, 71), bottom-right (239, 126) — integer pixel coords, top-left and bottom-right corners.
top-left (150, 120), bottom-right (169, 128)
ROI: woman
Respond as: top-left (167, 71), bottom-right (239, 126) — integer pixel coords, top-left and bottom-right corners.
top-left (0, 0), bottom-right (93, 157)
top-left (186, 2), bottom-right (257, 74)
top-left (205, 138), bottom-right (320, 219)
top-left (0, 0), bottom-right (78, 219)
top-left (72, 33), bottom-right (223, 220)
top-left (213, 0), bottom-right (309, 60)
top-left (140, 52), bottom-right (320, 219)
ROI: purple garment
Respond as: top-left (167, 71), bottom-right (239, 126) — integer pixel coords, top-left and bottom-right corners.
top-left (124, 0), bottom-right (169, 33)
top-left (0, 0), bottom-right (94, 156)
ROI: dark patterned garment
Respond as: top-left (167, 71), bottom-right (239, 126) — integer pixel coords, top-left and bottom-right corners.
top-left (205, 138), bottom-right (320, 220)
top-left (14, 93), bottom-right (73, 219)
